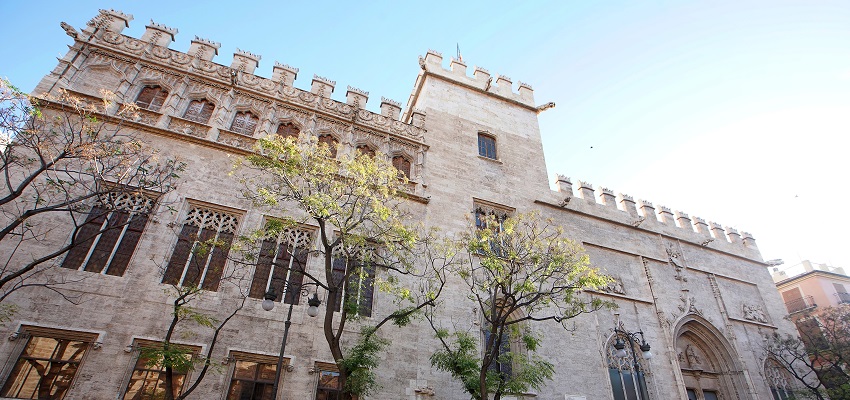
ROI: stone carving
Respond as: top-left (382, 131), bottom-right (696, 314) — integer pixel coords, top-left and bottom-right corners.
top-left (97, 192), bottom-right (153, 213)
top-left (678, 293), bottom-right (702, 317)
top-left (184, 206), bottom-right (239, 233)
top-left (678, 345), bottom-right (703, 369)
top-left (132, 108), bottom-right (160, 126)
top-left (666, 246), bottom-right (688, 282)
top-left (601, 276), bottom-right (626, 295)
top-left (61, 22), bottom-right (78, 38)
top-left (217, 130), bottom-right (257, 151)
top-left (167, 118), bottom-right (208, 138)
top-left (414, 387), bottom-right (435, 396)
top-left (742, 304), bottom-right (768, 323)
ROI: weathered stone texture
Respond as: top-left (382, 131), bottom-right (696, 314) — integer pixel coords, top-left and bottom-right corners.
top-left (0, 10), bottom-right (798, 400)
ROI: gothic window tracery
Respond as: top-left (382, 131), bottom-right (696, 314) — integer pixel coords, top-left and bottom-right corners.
top-left (162, 205), bottom-right (241, 291)
top-left (61, 192), bottom-right (154, 276)
top-left (230, 111), bottom-right (259, 135)
top-left (183, 99), bottom-right (215, 124)
top-left (331, 243), bottom-right (378, 317)
top-left (276, 121), bottom-right (300, 139)
top-left (764, 358), bottom-right (794, 400)
top-left (392, 155), bottom-right (412, 179)
top-left (249, 225), bottom-right (314, 305)
top-left (134, 86), bottom-right (168, 111)
top-left (606, 333), bottom-right (650, 400)
top-left (318, 134), bottom-right (338, 158)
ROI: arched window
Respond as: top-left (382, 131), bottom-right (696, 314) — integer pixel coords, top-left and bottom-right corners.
top-left (183, 99), bottom-right (215, 124)
top-left (276, 122), bottom-right (300, 139)
top-left (607, 333), bottom-right (650, 400)
top-left (318, 134), bottom-right (338, 158)
top-left (765, 358), bottom-right (794, 400)
top-left (482, 327), bottom-right (513, 379)
top-left (230, 111), bottom-right (259, 135)
top-left (134, 86), bottom-right (168, 112)
top-left (356, 144), bottom-right (376, 158)
top-left (392, 155), bottom-right (411, 179)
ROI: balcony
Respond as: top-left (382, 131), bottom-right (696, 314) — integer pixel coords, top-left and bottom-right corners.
top-left (785, 295), bottom-right (817, 314)
top-left (835, 292), bottom-right (850, 304)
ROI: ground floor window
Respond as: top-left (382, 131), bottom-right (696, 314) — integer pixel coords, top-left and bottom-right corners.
top-left (315, 363), bottom-right (342, 400)
top-left (0, 327), bottom-right (95, 400)
top-left (123, 340), bottom-right (199, 400)
top-left (226, 352), bottom-right (280, 400)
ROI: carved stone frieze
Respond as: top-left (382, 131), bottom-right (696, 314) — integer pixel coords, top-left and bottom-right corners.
top-left (167, 117), bottom-right (209, 138)
top-left (352, 127), bottom-right (385, 148)
top-left (232, 93), bottom-right (270, 113)
top-left (217, 130), bottom-right (257, 151)
top-left (136, 66), bottom-right (181, 89)
top-left (600, 276), bottom-right (626, 295)
top-left (388, 137), bottom-right (418, 157)
top-left (132, 108), bottom-right (161, 126)
top-left (315, 117), bottom-right (347, 136)
top-left (273, 104), bottom-right (311, 128)
top-left (742, 304), bottom-right (768, 323)
top-left (89, 34), bottom-right (426, 147)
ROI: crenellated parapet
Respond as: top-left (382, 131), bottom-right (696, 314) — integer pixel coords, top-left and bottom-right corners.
top-left (550, 175), bottom-right (758, 251)
top-left (46, 10), bottom-right (426, 144)
top-left (416, 49), bottom-right (535, 108)
top-left (141, 20), bottom-right (177, 47)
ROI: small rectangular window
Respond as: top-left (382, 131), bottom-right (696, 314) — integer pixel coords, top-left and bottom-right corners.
top-left (478, 133), bottom-right (497, 159)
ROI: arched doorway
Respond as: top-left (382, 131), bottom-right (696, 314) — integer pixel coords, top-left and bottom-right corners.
top-left (675, 316), bottom-right (750, 400)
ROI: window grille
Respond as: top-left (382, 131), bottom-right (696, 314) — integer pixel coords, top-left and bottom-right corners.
top-left (134, 86), bottom-right (168, 111)
top-left (478, 133), bottom-right (497, 159)
top-left (392, 155), bottom-right (412, 179)
top-left (230, 111), bottom-right (259, 135)
top-left (183, 99), bottom-right (214, 124)
top-left (276, 122), bottom-right (300, 139)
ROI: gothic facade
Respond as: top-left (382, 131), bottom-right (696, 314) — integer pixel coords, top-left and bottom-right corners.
top-left (0, 9), bottom-right (800, 400)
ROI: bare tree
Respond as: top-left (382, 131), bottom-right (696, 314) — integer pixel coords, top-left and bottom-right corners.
top-left (0, 78), bottom-right (182, 310)
top-left (428, 211), bottom-right (613, 400)
top-left (236, 134), bottom-right (451, 399)
top-left (765, 304), bottom-right (850, 400)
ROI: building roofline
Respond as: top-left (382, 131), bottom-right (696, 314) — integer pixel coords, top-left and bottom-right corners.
top-left (775, 269), bottom-right (850, 287)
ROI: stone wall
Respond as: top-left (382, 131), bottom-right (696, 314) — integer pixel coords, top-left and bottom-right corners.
top-left (0, 9), bottom-right (799, 400)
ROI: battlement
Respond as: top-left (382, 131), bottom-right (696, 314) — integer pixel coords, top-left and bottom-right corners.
top-left (416, 49), bottom-right (535, 108)
top-left (60, 10), bottom-right (420, 134)
top-left (553, 175), bottom-right (757, 250)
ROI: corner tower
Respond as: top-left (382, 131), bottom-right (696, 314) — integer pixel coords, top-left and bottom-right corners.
top-left (405, 50), bottom-right (551, 216)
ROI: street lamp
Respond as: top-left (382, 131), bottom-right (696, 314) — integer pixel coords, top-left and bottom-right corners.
top-left (613, 323), bottom-right (652, 400)
top-left (263, 281), bottom-right (322, 399)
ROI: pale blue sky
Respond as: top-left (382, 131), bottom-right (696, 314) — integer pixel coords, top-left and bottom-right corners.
top-left (2, 1), bottom-right (849, 272)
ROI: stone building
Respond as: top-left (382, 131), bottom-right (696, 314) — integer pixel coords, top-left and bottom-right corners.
top-left (0, 9), bottom-right (800, 400)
